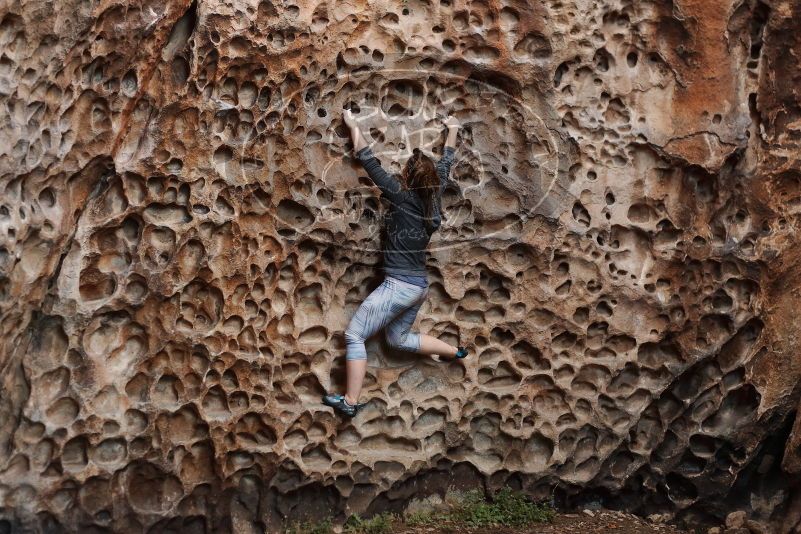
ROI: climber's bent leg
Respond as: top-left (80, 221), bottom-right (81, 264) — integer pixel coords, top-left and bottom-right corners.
top-left (339, 277), bottom-right (426, 405)
top-left (344, 358), bottom-right (367, 407)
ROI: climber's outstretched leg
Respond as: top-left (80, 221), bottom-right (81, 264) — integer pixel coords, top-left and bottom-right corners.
top-left (384, 295), bottom-right (466, 360)
top-left (418, 334), bottom-right (468, 359)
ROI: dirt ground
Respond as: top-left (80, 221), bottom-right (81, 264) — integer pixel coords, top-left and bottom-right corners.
top-left (391, 509), bottom-right (693, 534)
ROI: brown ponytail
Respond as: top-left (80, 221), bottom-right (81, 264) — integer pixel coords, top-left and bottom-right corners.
top-left (401, 150), bottom-right (440, 234)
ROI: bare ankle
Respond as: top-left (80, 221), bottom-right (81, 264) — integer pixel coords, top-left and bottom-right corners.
top-left (344, 394), bottom-right (358, 405)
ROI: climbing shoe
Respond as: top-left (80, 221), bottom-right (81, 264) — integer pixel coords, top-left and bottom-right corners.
top-left (440, 346), bottom-right (468, 362)
top-left (322, 393), bottom-right (361, 417)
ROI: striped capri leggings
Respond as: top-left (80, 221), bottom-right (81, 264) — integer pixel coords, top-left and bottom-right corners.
top-left (345, 276), bottom-right (429, 360)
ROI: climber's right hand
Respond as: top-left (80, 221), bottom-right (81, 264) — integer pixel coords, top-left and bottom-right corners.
top-left (344, 109), bottom-right (358, 129)
top-left (443, 116), bottom-right (460, 129)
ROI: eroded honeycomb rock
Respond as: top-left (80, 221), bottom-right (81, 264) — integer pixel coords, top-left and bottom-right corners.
top-left (1, 0), bottom-right (800, 532)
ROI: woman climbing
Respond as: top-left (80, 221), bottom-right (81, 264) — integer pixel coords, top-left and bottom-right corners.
top-left (322, 108), bottom-right (469, 418)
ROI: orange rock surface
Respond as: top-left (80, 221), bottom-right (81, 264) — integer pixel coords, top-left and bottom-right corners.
top-left (0, 0), bottom-right (800, 531)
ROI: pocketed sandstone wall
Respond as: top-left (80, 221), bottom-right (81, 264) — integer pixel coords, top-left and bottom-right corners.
top-left (1, 0), bottom-right (800, 532)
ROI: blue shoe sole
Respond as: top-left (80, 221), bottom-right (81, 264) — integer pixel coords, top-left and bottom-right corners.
top-left (446, 346), bottom-right (468, 360)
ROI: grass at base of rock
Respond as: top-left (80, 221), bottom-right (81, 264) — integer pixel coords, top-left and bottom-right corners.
top-left (408, 488), bottom-right (555, 529)
top-left (283, 488), bottom-right (554, 534)
top-left (284, 518), bottom-right (334, 534)
top-left (343, 512), bottom-right (397, 533)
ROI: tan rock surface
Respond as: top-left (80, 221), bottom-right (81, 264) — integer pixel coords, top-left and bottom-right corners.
top-left (0, 0), bottom-right (800, 532)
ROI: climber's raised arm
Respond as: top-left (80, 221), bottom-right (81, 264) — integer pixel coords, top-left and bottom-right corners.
top-left (437, 116), bottom-right (460, 189)
top-left (344, 108), bottom-right (402, 200)
top-left (444, 116), bottom-right (460, 150)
